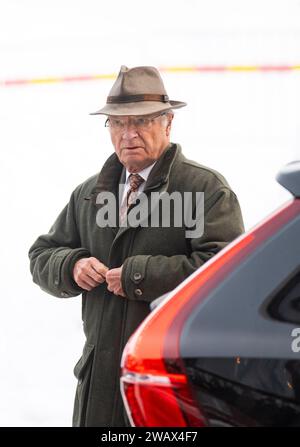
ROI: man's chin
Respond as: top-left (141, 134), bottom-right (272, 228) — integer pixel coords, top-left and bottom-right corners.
top-left (122, 157), bottom-right (149, 172)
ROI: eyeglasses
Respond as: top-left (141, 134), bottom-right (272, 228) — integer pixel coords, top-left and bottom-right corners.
top-left (104, 112), bottom-right (167, 131)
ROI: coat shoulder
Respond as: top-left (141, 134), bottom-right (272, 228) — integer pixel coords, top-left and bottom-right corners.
top-left (176, 152), bottom-right (232, 194)
top-left (71, 173), bottom-right (99, 200)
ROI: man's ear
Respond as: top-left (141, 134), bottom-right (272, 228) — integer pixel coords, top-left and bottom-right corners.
top-left (165, 114), bottom-right (173, 137)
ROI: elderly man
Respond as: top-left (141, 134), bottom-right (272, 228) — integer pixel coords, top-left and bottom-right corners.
top-left (28, 65), bottom-right (244, 427)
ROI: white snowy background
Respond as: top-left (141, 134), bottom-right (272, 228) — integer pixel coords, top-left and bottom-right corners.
top-left (0, 0), bottom-right (299, 426)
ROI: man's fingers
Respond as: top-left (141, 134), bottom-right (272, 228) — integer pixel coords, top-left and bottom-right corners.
top-left (107, 283), bottom-right (114, 292)
top-left (73, 257), bottom-right (110, 290)
top-left (105, 266), bottom-right (125, 296)
top-left (86, 268), bottom-right (105, 284)
top-left (115, 288), bottom-right (126, 297)
top-left (81, 258), bottom-right (107, 282)
top-left (82, 274), bottom-right (100, 288)
top-left (106, 276), bottom-right (126, 297)
top-left (90, 257), bottom-right (109, 278)
top-left (107, 280), bottom-right (119, 293)
top-left (74, 258), bottom-right (123, 292)
top-left (106, 268), bottom-right (121, 281)
top-left (106, 271), bottom-right (115, 280)
top-left (76, 279), bottom-right (94, 291)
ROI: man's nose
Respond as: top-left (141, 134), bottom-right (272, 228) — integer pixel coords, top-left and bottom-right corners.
top-left (121, 126), bottom-right (139, 139)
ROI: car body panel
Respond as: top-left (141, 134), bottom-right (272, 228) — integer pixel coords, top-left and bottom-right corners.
top-left (179, 202), bottom-right (300, 426)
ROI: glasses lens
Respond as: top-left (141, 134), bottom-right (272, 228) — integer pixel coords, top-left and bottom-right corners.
top-left (105, 113), bottom-right (165, 130)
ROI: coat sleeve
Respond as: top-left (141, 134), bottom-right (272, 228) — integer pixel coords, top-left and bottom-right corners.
top-left (121, 187), bottom-right (245, 303)
top-left (28, 185), bottom-right (91, 298)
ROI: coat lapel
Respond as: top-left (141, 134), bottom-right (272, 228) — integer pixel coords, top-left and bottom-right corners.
top-left (91, 143), bottom-right (181, 245)
top-left (113, 143), bottom-right (180, 243)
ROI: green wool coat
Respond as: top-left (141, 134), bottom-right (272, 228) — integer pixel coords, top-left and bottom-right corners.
top-left (28, 143), bottom-right (245, 427)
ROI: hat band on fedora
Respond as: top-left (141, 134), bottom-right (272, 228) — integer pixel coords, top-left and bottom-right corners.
top-left (106, 94), bottom-right (169, 104)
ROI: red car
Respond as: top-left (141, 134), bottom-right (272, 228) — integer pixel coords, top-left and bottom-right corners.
top-left (120, 162), bottom-right (300, 427)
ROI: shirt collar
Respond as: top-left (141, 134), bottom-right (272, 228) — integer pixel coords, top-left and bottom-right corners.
top-left (125, 161), bottom-right (157, 183)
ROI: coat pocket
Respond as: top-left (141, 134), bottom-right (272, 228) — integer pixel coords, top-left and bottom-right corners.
top-left (72, 343), bottom-right (95, 426)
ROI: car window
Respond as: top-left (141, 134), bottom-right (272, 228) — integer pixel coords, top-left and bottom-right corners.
top-left (267, 271), bottom-right (300, 325)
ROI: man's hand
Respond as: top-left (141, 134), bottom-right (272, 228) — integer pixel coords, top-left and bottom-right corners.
top-left (106, 266), bottom-right (126, 297)
top-left (73, 257), bottom-right (108, 291)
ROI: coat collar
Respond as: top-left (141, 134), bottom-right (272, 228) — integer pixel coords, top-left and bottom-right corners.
top-left (91, 142), bottom-right (181, 206)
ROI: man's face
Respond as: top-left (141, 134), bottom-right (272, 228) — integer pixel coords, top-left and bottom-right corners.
top-left (107, 112), bottom-right (173, 173)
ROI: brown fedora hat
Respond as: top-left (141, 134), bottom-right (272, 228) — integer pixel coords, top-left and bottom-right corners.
top-left (90, 65), bottom-right (187, 116)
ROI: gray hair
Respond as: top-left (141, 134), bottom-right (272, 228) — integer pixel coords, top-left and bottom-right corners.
top-left (161, 110), bottom-right (174, 127)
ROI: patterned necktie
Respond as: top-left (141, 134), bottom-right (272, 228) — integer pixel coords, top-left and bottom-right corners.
top-left (119, 173), bottom-right (145, 224)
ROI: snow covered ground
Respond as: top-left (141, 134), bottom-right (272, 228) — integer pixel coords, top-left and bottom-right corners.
top-left (0, 0), bottom-right (299, 426)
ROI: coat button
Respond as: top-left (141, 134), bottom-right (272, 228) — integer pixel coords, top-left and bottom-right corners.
top-left (61, 291), bottom-right (69, 298)
top-left (134, 288), bottom-right (143, 296)
top-left (133, 272), bottom-right (142, 281)
top-left (54, 279), bottom-right (59, 286)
